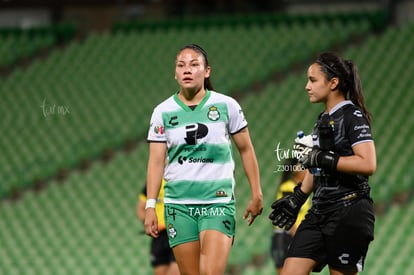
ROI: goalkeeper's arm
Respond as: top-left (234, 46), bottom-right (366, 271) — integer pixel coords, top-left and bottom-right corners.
top-left (299, 170), bottom-right (314, 194)
top-left (334, 142), bottom-right (376, 176)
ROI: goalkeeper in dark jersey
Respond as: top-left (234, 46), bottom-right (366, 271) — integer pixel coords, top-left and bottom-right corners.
top-left (269, 52), bottom-right (376, 275)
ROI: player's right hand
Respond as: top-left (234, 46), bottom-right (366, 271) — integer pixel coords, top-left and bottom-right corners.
top-left (268, 184), bottom-right (309, 230)
top-left (243, 196), bottom-right (264, 226)
top-left (144, 209), bottom-right (159, 238)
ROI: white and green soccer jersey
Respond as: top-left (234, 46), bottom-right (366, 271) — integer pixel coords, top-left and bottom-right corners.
top-left (147, 90), bottom-right (247, 204)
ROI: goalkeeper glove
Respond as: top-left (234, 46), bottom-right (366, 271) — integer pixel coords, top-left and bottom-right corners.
top-left (269, 183), bottom-right (309, 230)
top-left (299, 148), bottom-right (339, 171)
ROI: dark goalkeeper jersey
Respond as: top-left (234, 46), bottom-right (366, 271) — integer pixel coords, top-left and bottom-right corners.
top-left (310, 101), bottom-right (374, 214)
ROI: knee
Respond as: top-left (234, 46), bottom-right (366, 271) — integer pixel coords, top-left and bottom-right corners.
top-left (200, 265), bottom-right (226, 275)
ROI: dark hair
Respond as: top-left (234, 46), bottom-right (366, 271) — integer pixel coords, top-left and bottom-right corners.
top-left (177, 44), bottom-right (214, 91)
top-left (315, 52), bottom-right (371, 123)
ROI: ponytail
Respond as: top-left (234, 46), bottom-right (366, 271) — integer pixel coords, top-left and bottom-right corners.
top-left (316, 52), bottom-right (372, 123)
top-left (345, 60), bottom-right (372, 123)
top-left (204, 77), bottom-right (214, 91)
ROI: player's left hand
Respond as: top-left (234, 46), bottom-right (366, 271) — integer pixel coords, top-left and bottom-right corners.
top-left (300, 148), bottom-right (339, 171)
top-left (243, 196), bottom-right (263, 226)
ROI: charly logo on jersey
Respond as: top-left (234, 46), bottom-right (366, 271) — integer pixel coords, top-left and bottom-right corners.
top-left (353, 110), bottom-right (363, 117)
top-left (338, 253), bottom-right (350, 264)
top-left (207, 105), bottom-right (220, 121)
top-left (168, 115), bottom-right (178, 126)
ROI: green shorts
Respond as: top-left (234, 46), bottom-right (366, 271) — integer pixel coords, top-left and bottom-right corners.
top-left (164, 203), bottom-right (236, 248)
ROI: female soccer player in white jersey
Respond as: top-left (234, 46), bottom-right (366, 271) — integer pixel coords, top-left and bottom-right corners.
top-left (269, 52), bottom-right (376, 275)
top-left (144, 44), bottom-right (263, 275)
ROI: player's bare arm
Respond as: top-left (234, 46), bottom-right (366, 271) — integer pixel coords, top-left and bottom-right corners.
top-left (232, 128), bottom-right (263, 225)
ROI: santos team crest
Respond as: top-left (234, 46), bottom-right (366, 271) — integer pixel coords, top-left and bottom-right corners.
top-left (207, 106), bottom-right (220, 121)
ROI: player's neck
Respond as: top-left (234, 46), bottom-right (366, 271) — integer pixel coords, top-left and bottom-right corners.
top-left (324, 93), bottom-right (345, 114)
top-left (178, 88), bottom-right (206, 105)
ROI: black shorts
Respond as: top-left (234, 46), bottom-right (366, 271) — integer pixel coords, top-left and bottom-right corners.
top-left (270, 230), bottom-right (293, 268)
top-left (287, 198), bottom-right (375, 272)
top-left (150, 230), bottom-right (176, 267)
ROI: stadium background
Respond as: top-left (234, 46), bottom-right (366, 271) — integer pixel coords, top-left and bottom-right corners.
top-left (0, 0), bottom-right (413, 274)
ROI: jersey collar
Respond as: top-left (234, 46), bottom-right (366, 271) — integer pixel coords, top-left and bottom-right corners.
top-left (328, 100), bottom-right (353, 115)
top-left (173, 89), bottom-right (211, 112)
